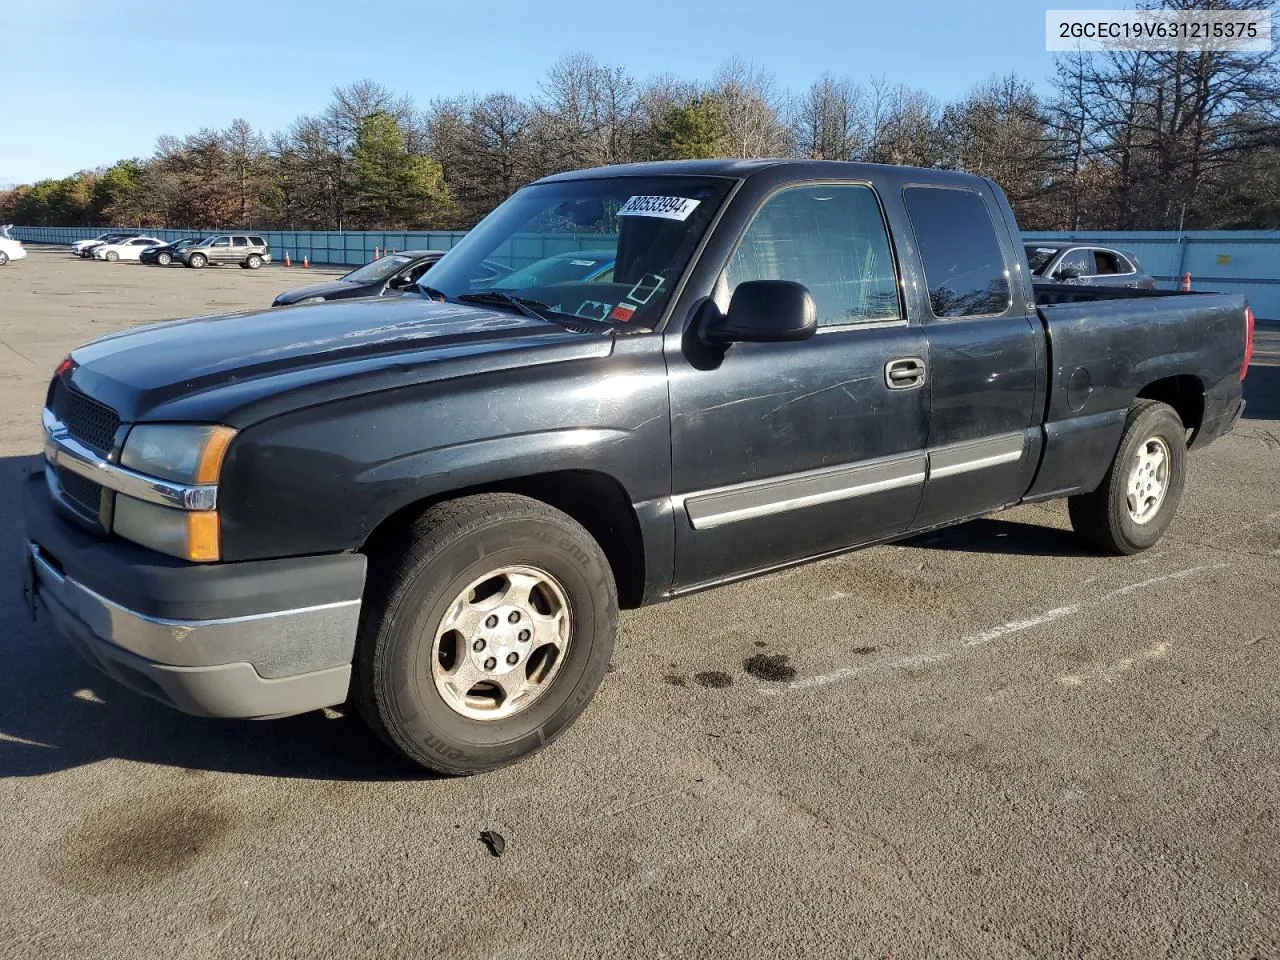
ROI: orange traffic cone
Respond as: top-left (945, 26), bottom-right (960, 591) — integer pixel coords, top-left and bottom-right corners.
top-left (1181, 272), bottom-right (1191, 291)
top-left (303, 256), bottom-right (310, 269)
top-left (283, 251), bottom-right (291, 268)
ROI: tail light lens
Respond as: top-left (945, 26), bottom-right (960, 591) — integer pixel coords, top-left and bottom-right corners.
top-left (1241, 306), bottom-right (1255, 381)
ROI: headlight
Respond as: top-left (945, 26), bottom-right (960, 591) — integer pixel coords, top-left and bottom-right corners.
top-left (120, 423), bottom-right (236, 484)
top-left (115, 424), bottom-right (236, 561)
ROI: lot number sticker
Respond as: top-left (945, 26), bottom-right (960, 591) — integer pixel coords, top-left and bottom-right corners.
top-left (618, 196), bottom-right (701, 221)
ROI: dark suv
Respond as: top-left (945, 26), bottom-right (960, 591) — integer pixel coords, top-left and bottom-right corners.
top-left (181, 234), bottom-right (272, 269)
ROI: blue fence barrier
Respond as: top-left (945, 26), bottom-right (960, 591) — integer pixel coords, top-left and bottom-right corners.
top-left (13, 225), bottom-right (1280, 318)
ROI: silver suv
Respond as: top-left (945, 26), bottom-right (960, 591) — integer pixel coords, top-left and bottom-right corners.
top-left (181, 233), bottom-right (272, 269)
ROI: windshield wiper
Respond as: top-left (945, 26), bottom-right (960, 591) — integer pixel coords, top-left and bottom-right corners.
top-left (457, 291), bottom-right (637, 333)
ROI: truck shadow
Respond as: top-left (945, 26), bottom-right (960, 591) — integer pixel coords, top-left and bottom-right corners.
top-left (0, 453), bottom-right (427, 782)
top-left (901, 517), bottom-right (1096, 557)
top-left (1242, 355), bottom-right (1278, 421)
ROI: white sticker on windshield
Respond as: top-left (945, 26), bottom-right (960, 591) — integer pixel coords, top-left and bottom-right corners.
top-left (618, 195), bottom-right (701, 221)
top-left (570, 259), bottom-right (598, 267)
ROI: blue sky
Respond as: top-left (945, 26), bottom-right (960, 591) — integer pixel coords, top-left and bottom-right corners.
top-left (0, 0), bottom-right (1103, 185)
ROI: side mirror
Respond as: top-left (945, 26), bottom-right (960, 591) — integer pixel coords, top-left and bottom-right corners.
top-left (1056, 266), bottom-right (1083, 280)
top-left (704, 280), bottom-right (818, 344)
top-left (387, 274), bottom-right (411, 289)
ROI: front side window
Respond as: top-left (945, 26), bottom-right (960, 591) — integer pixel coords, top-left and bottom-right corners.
top-left (724, 183), bottom-right (900, 327)
top-left (421, 175), bottom-right (733, 329)
top-left (1056, 249), bottom-right (1093, 278)
top-left (210, 237), bottom-right (230, 248)
top-left (903, 187), bottom-right (1011, 318)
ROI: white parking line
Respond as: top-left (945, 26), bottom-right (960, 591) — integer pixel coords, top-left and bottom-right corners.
top-left (765, 562), bottom-right (1230, 695)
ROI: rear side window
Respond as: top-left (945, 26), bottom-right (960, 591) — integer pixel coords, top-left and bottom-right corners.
top-left (902, 187), bottom-right (1010, 318)
top-left (725, 183), bottom-right (900, 327)
top-left (249, 236), bottom-right (267, 246)
top-left (1093, 249), bottom-right (1131, 275)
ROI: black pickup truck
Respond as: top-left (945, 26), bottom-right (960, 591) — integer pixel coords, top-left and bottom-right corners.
top-left (22, 160), bottom-right (1253, 774)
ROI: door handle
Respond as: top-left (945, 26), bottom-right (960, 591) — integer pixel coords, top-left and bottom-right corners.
top-left (885, 357), bottom-right (926, 390)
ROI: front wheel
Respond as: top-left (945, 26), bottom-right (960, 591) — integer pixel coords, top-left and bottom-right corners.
top-left (355, 493), bottom-right (618, 775)
top-left (104, 250), bottom-right (119, 262)
top-left (157, 252), bottom-right (172, 266)
top-left (1068, 399), bottom-right (1187, 555)
top-left (0, 251), bottom-right (8, 266)
top-left (187, 253), bottom-right (206, 268)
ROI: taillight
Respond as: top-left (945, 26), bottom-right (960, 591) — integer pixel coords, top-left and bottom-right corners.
top-left (54, 356), bottom-right (73, 379)
top-left (1241, 306), bottom-right (1255, 381)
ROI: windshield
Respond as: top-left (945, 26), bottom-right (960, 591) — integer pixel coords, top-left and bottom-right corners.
top-left (0, 225), bottom-right (13, 241)
top-left (421, 176), bottom-right (733, 328)
top-left (1024, 245), bottom-right (1062, 276)
top-left (490, 250), bottom-right (616, 289)
top-left (344, 254), bottom-right (414, 285)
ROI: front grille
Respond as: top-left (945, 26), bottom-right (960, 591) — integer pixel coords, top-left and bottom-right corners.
top-left (50, 379), bottom-right (120, 454)
top-left (55, 466), bottom-right (104, 517)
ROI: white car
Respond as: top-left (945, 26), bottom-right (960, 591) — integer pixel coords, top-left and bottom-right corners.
top-left (92, 236), bottom-right (164, 262)
top-left (71, 232), bottom-right (134, 257)
top-left (0, 225), bottom-right (26, 265)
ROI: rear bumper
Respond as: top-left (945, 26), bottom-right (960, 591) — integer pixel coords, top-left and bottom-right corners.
top-left (1192, 395), bottom-right (1246, 450)
top-left (21, 474), bottom-right (366, 718)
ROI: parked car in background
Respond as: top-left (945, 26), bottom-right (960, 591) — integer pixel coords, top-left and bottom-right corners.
top-left (73, 233), bottom-right (137, 258)
top-left (92, 236), bottom-right (165, 262)
top-left (0, 225), bottom-right (27, 265)
top-left (140, 238), bottom-right (201, 266)
top-left (272, 250), bottom-right (446, 306)
top-left (1025, 243), bottom-right (1156, 289)
top-left (181, 234), bottom-right (272, 269)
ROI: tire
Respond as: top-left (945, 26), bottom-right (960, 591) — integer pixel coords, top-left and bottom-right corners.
top-left (245, 254), bottom-right (262, 270)
top-left (0, 251), bottom-right (8, 266)
top-left (105, 250), bottom-right (119, 262)
top-left (187, 253), bottom-right (207, 268)
top-left (355, 493), bottom-right (618, 775)
top-left (1068, 399), bottom-right (1187, 555)
top-left (157, 252), bottom-right (171, 266)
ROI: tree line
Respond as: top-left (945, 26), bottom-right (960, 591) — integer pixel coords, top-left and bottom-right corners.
top-left (4, 5), bottom-right (1277, 233)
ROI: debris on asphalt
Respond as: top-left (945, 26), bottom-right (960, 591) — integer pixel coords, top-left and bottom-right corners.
top-left (479, 830), bottom-right (506, 857)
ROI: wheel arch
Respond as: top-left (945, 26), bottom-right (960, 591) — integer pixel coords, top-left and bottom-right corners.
top-left (360, 469), bottom-right (648, 609)
top-left (1136, 374), bottom-right (1205, 443)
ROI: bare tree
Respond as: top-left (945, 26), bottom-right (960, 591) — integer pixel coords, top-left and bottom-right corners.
top-left (792, 74), bottom-right (869, 160)
top-left (711, 58), bottom-right (793, 157)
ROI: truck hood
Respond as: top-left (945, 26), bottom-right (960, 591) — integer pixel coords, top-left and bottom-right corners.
top-left (66, 295), bottom-right (607, 426)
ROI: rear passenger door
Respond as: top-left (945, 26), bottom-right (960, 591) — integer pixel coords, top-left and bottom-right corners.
top-left (230, 235), bottom-right (249, 263)
top-left (901, 184), bottom-right (1042, 529)
top-left (667, 181), bottom-right (930, 589)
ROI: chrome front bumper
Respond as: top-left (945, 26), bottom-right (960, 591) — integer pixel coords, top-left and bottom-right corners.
top-left (23, 539), bottom-right (360, 719)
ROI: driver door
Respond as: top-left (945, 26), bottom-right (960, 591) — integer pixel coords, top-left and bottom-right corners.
top-left (666, 182), bottom-right (929, 589)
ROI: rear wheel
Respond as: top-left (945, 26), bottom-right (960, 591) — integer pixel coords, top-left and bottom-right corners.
top-left (157, 252), bottom-right (172, 266)
top-left (245, 254), bottom-right (263, 270)
top-left (104, 250), bottom-right (119, 262)
top-left (355, 493), bottom-right (618, 775)
top-left (1068, 399), bottom-right (1187, 555)
top-left (187, 253), bottom-right (207, 268)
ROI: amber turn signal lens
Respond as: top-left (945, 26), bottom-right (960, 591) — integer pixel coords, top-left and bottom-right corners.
top-left (194, 426), bottom-right (237, 484)
top-left (186, 511), bottom-right (221, 562)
